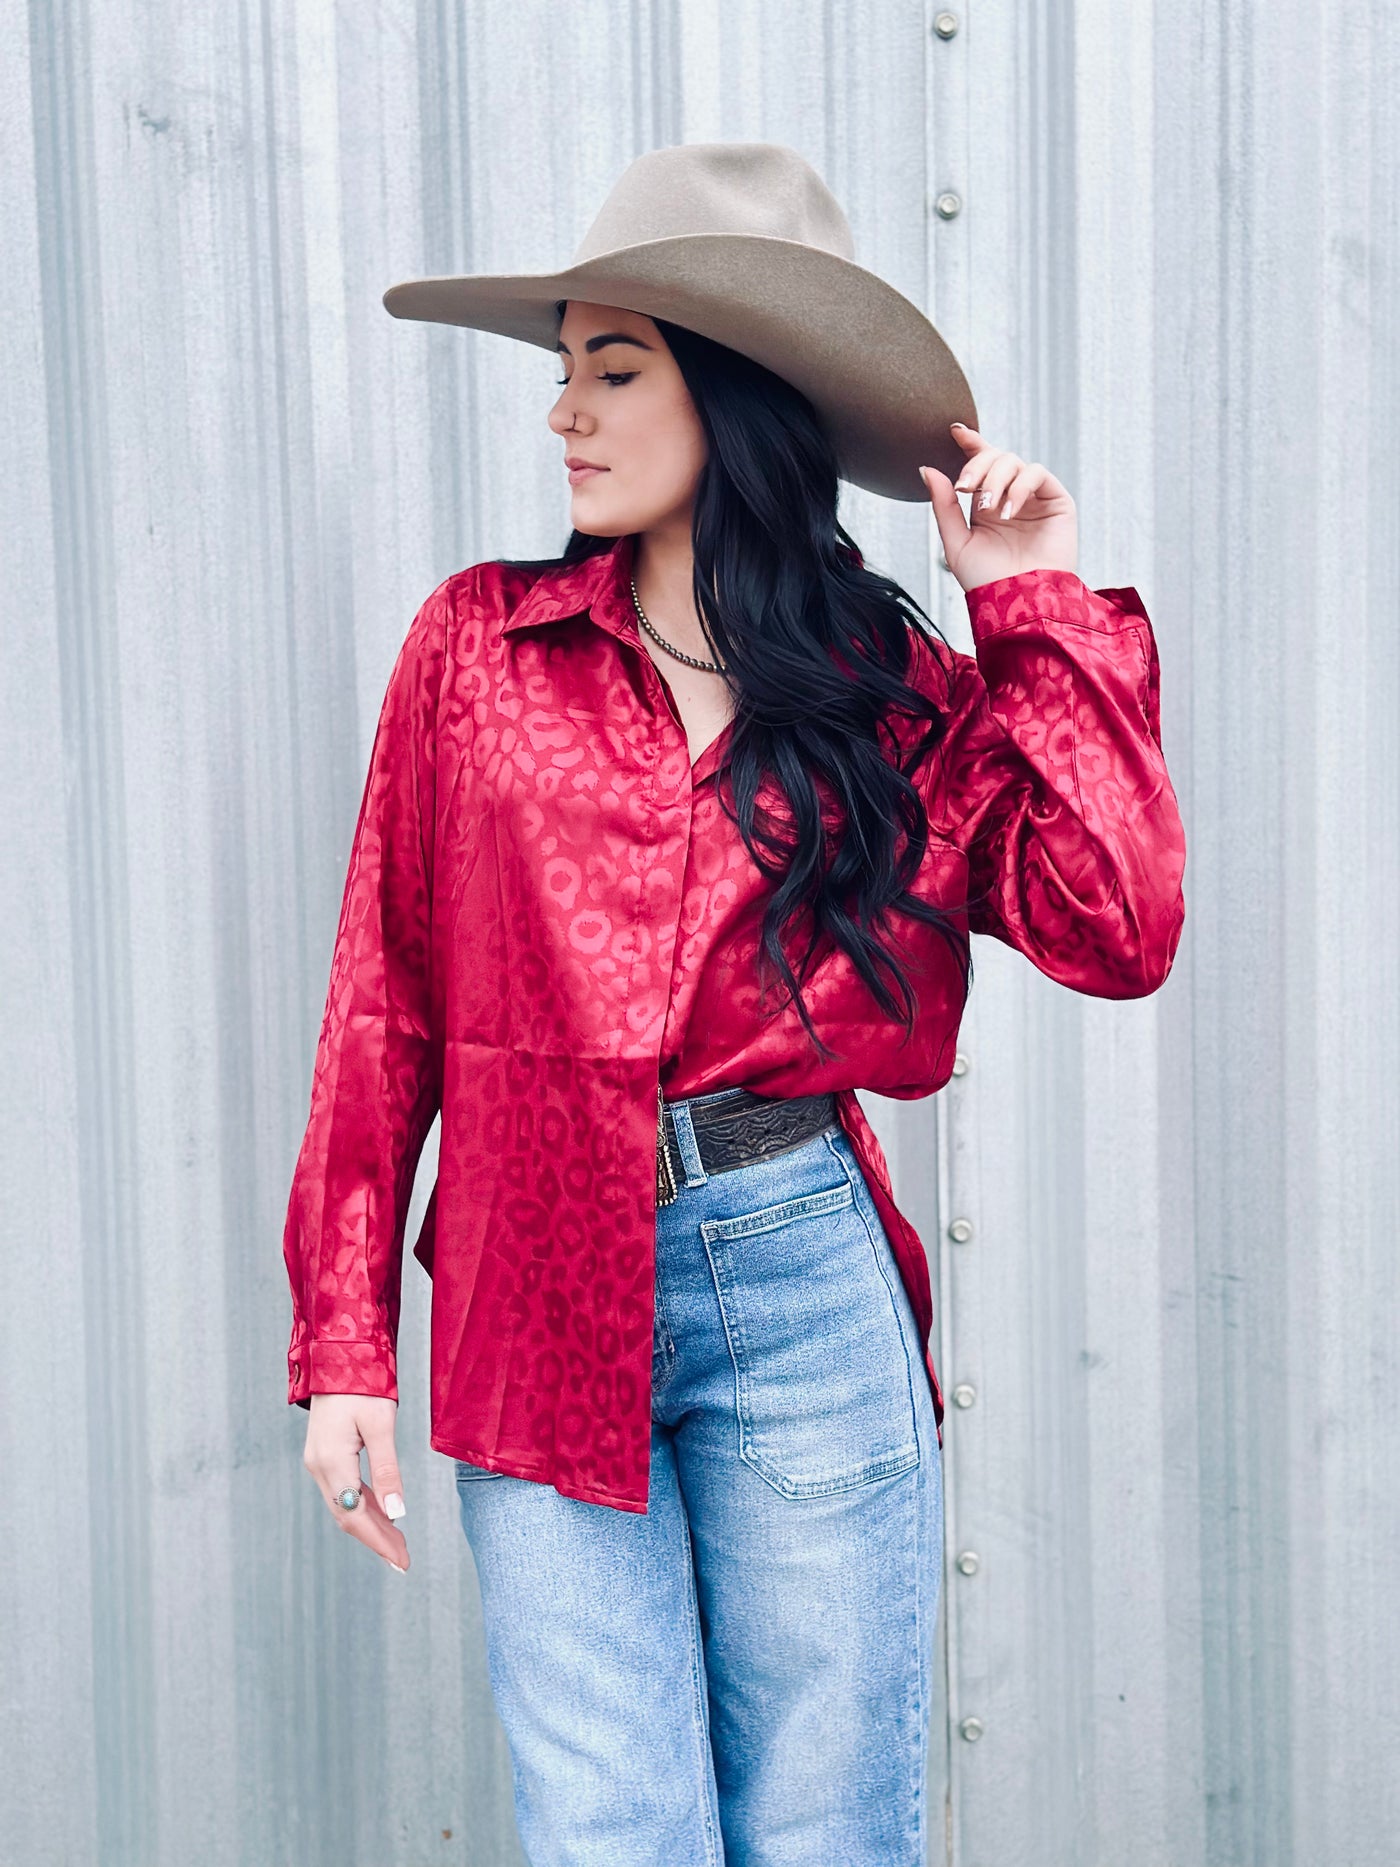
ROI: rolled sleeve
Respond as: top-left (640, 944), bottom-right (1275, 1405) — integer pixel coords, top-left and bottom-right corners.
top-left (924, 568), bottom-right (1187, 998)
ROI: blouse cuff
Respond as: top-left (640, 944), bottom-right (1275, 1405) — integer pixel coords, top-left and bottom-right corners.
top-left (965, 567), bottom-right (1150, 643)
top-left (288, 1335), bottom-right (399, 1410)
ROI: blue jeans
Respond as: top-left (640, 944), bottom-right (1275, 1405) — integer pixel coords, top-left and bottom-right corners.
top-left (453, 1091), bottom-right (945, 1866)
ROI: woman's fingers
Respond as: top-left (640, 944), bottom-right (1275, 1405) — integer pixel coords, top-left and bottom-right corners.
top-left (919, 464), bottom-right (972, 561)
top-left (304, 1394), bottom-right (411, 1572)
top-left (928, 424), bottom-right (1080, 585)
top-left (324, 1460), bottom-right (367, 1517)
top-left (945, 425), bottom-right (1058, 522)
top-left (362, 1416), bottom-right (407, 1526)
top-left (324, 1471), bottom-right (410, 1572)
top-left (952, 435), bottom-right (1020, 509)
top-left (950, 421), bottom-right (994, 494)
top-left (972, 451), bottom-right (1024, 512)
top-left (953, 459), bottom-right (991, 498)
top-left (997, 460), bottom-right (1045, 521)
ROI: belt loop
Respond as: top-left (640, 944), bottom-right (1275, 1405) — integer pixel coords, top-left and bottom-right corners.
top-left (669, 1100), bottom-right (708, 1187)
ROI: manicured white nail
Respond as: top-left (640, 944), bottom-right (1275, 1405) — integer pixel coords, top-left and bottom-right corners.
top-left (385, 1492), bottom-right (405, 1520)
top-left (388, 1561), bottom-right (406, 1573)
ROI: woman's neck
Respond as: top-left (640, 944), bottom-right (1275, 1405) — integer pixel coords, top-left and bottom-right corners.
top-left (630, 523), bottom-right (710, 661)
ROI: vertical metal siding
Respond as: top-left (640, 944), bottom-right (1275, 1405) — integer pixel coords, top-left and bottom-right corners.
top-left (2, 3), bottom-right (1395, 1864)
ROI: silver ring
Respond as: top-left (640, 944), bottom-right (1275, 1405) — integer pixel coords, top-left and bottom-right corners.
top-left (335, 1486), bottom-right (362, 1511)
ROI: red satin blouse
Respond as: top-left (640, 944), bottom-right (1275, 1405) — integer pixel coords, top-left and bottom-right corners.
top-left (283, 529), bottom-right (1187, 1513)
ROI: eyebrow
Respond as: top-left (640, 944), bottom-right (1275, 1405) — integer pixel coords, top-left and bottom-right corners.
top-left (555, 332), bottom-right (657, 356)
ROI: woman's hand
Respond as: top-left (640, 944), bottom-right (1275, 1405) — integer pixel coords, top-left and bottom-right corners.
top-left (304, 1394), bottom-right (411, 1573)
top-left (920, 423), bottom-right (1078, 592)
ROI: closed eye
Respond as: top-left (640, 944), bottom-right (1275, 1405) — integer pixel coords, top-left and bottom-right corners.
top-left (554, 370), bottom-right (639, 387)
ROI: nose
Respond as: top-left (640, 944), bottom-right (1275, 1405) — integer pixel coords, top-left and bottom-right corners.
top-left (548, 385), bottom-right (588, 437)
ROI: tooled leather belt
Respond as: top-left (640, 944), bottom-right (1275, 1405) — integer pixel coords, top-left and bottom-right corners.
top-left (655, 1085), bottom-right (840, 1208)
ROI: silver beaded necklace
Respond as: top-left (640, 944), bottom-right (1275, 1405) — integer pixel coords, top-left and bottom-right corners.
top-left (630, 577), bottom-right (725, 674)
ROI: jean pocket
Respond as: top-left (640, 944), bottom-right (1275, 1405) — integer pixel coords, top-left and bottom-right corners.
top-left (698, 1165), bottom-right (921, 1498)
top-left (453, 1457), bottom-right (506, 1483)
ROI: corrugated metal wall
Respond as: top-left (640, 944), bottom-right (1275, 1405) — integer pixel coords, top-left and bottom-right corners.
top-left (3, 2), bottom-right (1395, 1863)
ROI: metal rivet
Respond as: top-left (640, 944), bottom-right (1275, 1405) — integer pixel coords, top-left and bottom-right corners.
top-left (934, 191), bottom-right (963, 221)
top-left (952, 1383), bottom-right (977, 1408)
top-left (956, 1550), bottom-right (980, 1575)
top-left (933, 10), bottom-right (959, 37)
top-left (948, 1217), bottom-right (974, 1244)
top-left (960, 1716), bottom-right (985, 1742)
top-left (951, 1051), bottom-right (969, 1076)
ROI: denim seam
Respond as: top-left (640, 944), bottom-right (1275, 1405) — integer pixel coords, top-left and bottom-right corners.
top-left (906, 1394), bottom-right (928, 1859)
top-left (909, 1279), bottom-right (936, 1827)
top-left (651, 1267), bottom-right (677, 1411)
top-left (698, 1179), bottom-right (853, 1245)
top-left (829, 1129), bottom-right (930, 1853)
top-left (684, 1085), bottom-right (750, 1108)
top-left (653, 1266), bottom-right (677, 1358)
top-left (822, 1130), bottom-right (923, 1464)
top-left (673, 1483), bottom-right (724, 1866)
top-left (697, 1226), bottom-right (756, 1472)
top-left (670, 1100), bottom-right (709, 1186)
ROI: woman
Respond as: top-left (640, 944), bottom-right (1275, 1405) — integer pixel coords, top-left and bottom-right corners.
top-left (283, 144), bottom-right (1187, 1865)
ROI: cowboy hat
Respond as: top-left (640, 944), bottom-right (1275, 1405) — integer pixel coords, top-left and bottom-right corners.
top-left (381, 140), bottom-right (976, 503)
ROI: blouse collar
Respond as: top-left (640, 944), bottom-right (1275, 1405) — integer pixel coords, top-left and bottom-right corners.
top-left (500, 531), bottom-right (639, 644)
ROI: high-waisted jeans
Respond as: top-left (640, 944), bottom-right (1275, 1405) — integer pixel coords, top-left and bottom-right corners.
top-left (453, 1090), bottom-right (946, 1867)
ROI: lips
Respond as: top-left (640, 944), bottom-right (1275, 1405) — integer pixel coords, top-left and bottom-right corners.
top-left (566, 456), bottom-right (608, 482)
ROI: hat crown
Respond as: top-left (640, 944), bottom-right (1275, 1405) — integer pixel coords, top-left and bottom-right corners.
top-left (572, 142), bottom-right (855, 266)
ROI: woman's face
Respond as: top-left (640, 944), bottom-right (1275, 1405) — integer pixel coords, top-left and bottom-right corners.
top-left (547, 300), bottom-right (709, 537)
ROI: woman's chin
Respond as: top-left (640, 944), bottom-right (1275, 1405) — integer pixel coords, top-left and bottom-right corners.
top-left (570, 485), bottom-right (662, 538)
top-left (568, 489), bottom-right (625, 534)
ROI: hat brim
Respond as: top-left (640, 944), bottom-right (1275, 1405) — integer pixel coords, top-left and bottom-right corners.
top-left (382, 233), bottom-right (975, 502)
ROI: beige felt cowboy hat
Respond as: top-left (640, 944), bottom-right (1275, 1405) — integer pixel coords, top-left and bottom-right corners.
top-left (381, 140), bottom-right (976, 503)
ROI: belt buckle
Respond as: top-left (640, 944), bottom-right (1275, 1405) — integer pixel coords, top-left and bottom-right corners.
top-left (655, 1083), bottom-right (679, 1208)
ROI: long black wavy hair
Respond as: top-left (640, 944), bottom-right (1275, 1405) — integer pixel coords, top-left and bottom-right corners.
top-left (508, 310), bottom-right (974, 1061)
